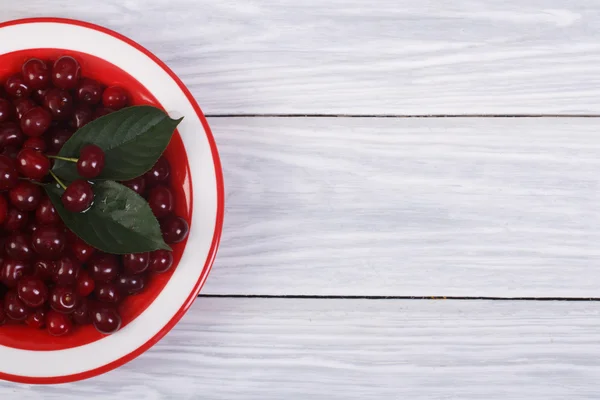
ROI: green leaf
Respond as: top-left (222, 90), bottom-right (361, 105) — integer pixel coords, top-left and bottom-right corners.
top-left (52, 105), bottom-right (182, 181)
top-left (45, 180), bottom-right (171, 254)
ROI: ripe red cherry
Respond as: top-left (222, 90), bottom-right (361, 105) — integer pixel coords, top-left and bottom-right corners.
top-left (77, 144), bottom-right (105, 179)
top-left (0, 122), bottom-right (25, 149)
top-left (33, 259), bottom-right (56, 280)
top-left (5, 290), bottom-right (30, 320)
top-left (13, 98), bottom-right (36, 120)
top-left (20, 107), bottom-right (52, 137)
top-left (0, 195), bottom-right (7, 225)
top-left (116, 274), bottom-right (146, 295)
top-left (43, 88), bottom-right (73, 120)
top-left (23, 137), bottom-right (46, 152)
top-left (148, 186), bottom-right (174, 218)
top-left (149, 250), bottom-right (174, 273)
top-left (102, 86), bottom-right (128, 110)
top-left (77, 270), bottom-right (95, 297)
top-left (47, 128), bottom-right (73, 154)
top-left (52, 56), bottom-right (81, 90)
top-left (17, 148), bottom-right (50, 180)
top-left (22, 59), bottom-right (50, 90)
top-left (9, 181), bottom-right (42, 211)
top-left (122, 252), bottom-right (150, 275)
top-left (71, 104), bottom-right (93, 129)
top-left (76, 78), bottom-right (102, 105)
top-left (95, 282), bottom-right (121, 303)
top-left (61, 180), bottom-right (93, 212)
top-left (92, 306), bottom-right (121, 334)
top-left (25, 308), bottom-right (46, 329)
top-left (121, 176), bottom-right (146, 196)
top-left (5, 232), bottom-right (33, 261)
top-left (31, 88), bottom-right (47, 104)
top-left (0, 155), bottom-right (18, 191)
top-left (53, 255), bottom-right (80, 286)
top-left (145, 157), bottom-right (170, 186)
top-left (88, 253), bottom-right (119, 282)
top-left (0, 99), bottom-right (13, 123)
top-left (17, 276), bottom-right (48, 308)
top-left (71, 237), bottom-right (95, 263)
top-left (35, 196), bottom-right (60, 225)
top-left (4, 208), bottom-right (28, 231)
top-left (4, 74), bottom-right (31, 98)
top-left (161, 216), bottom-right (190, 244)
top-left (46, 310), bottom-right (72, 336)
top-left (1, 259), bottom-right (31, 288)
top-left (72, 297), bottom-right (90, 325)
top-left (50, 286), bottom-right (79, 314)
top-left (32, 225), bottom-right (66, 259)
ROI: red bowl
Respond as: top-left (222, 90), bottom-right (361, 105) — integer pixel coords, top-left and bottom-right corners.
top-left (0, 18), bottom-right (224, 383)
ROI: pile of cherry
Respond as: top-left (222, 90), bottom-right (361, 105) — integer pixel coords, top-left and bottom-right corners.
top-left (0, 56), bottom-right (189, 336)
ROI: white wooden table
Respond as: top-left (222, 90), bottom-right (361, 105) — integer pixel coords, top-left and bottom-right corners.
top-left (3, 0), bottom-right (600, 398)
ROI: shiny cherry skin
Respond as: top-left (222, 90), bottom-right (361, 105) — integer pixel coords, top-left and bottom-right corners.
top-left (95, 282), bottom-right (121, 304)
top-left (50, 286), bottom-right (79, 314)
top-left (161, 216), bottom-right (190, 244)
top-left (17, 276), bottom-right (48, 308)
top-left (116, 274), bottom-right (146, 295)
top-left (31, 88), bottom-right (47, 104)
top-left (23, 136), bottom-right (46, 152)
top-left (46, 128), bottom-right (73, 155)
top-left (0, 99), bottom-right (12, 123)
top-left (0, 155), bottom-right (18, 191)
top-left (17, 148), bottom-right (50, 180)
top-left (88, 253), bottom-right (119, 282)
top-left (9, 180), bottom-right (42, 211)
top-left (33, 259), bottom-right (56, 280)
top-left (13, 98), bottom-right (36, 120)
top-left (52, 56), bottom-right (81, 90)
top-left (62, 180), bottom-right (93, 212)
top-left (35, 196), bottom-right (60, 225)
top-left (20, 107), bottom-right (52, 137)
top-left (4, 74), bottom-right (31, 98)
top-left (71, 104), bottom-right (93, 129)
top-left (71, 237), bottom-right (95, 263)
top-left (32, 225), bottom-right (66, 259)
top-left (76, 270), bottom-right (95, 297)
top-left (46, 310), bottom-right (72, 336)
top-left (5, 290), bottom-right (30, 320)
top-left (76, 78), bottom-right (102, 105)
top-left (4, 207), bottom-right (28, 231)
top-left (25, 308), bottom-right (46, 329)
top-left (22, 59), bottom-right (50, 90)
top-left (0, 122), bottom-right (25, 149)
top-left (102, 86), bottom-right (128, 110)
top-left (43, 88), bottom-right (73, 120)
top-left (77, 144), bottom-right (105, 179)
top-left (148, 186), bottom-right (174, 218)
top-left (145, 157), bottom-right (170, 186)
top-left (72, 297), bottom-right (91, 325)
top-left (149, 249), bottom-right (174, 273)
top-left (1, 259), bottom-right (31, 288)
top-left (0, 195), bottom-right (7, 225)
top-left (122, 252), bottom-right (150, 275)
top-left (92, 306), bottom-right (121, 334)
top-left (5, 232), bottom-right (33, 261)
top-left (121, 176), bottom-right (146, 196)
top-left (53, 255), bottom-right (80, 286)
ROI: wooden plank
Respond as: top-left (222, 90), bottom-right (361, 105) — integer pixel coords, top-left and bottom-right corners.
top-left (204, 117), bottom-right (600, 296)
top-left (3, 298), bottom-right (599, 399)
top-left (3, 0), bottom-right (600, 114)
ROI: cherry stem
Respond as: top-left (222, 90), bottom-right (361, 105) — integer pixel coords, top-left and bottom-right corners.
top-left (48, 155), bottom-right (78, 163)
top-left (49, 170), bottom-right (67, 190)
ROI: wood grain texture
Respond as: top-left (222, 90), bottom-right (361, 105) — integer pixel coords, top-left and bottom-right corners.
top-left (1, 298), bottom-right (599, 399)
top-left (205, 117), bottom-right (600, 296)
top-left (3, 0), bottom-right (600, 114)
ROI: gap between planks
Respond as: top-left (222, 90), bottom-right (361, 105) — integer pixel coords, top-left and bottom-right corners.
top-left (197, 294), bottom-right (600, 301)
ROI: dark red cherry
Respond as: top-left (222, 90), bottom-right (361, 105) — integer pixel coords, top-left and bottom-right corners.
top-left (0, 99), bottom-right (13, 123)
top-left (72, 297), bottom-right (90, 325)
top-left (92, 306), bottom-right (121, 334)
top-left (102, 86), bottom-right (128, 110)
top-left (71, 237), bottom-right (95, 263)
top-left (13, 98), bottom-right (35, 120)
top-left (43, 88), bottom-right (73, 120)
top-left (95, 282), bottom-right (121, 304)
top-left (76, 270), bottom-right (95, 297)
top-left (17, 148), bottom-right (50, 180)
top-left (145, 157), bottom-right (170, 186)
top-left (9, 180), bottom-right (42, 211)
top-left (25, 308), bottom-right (46, 329)
top-left (122, 252), bottom-right (150, 275)
top-left (31, 88), bottom-right (48, 104)
top-left (77, 144), bottom-right (105, 179)
top-left (4, 207), bottom-right (28, 231)
top-left (149, 250), bottom-right (174, 273)
top-left (70, 104), bottom-right (93, 129)
top-left (0, 301), bottom-right (6, 325)
top-left (35, 196), bottom-right (60, 225)
top-left (1, 259), bottom-right (31, 288)
top-left (4, 74), bottom-right (31, 98)
top-left (32, 225), bottom-right (65, 260)
top-left (93, 107), bottom-right (114, 119)
top-left (76, 78), bottom-right (102, 105)
top-left (22, 59), bottom-right (50, 90)
top-left (0, 155), bottom-right (18, 190)
top-left (148, 186), bottom-right (173, 218)
top-left (21, 107), bottom-right (51, 137)
top-left (121, 176), bottom-right (146, 196)
top-left (53, 255), bottom-right (80, 286)
top-left (0, 195), bottom-right (7, 225)
top-left (46, 310), bottom-right (72, 336)
top-left (17, 276), bottom-right (48, 308)
top-left (0, 122), bottom-right (25, 148)
top-left (52, 56), bottom-right (81, 90)
top-left (161, 216), bottom-right (190, 244)
top-left (5, 290), bottom-right (30, 320)
top-left (33, 259), bottom-right (56, 280)
top-left (88, 253), bottom-right (119, 282)
top-left (116, 274), bottom-right (146, 295)
top-left (47, 128), bottom-right (73, 154)
top-left (23, 137), bottom-right (46, 152)
top-left (5, 232), bottom-right (33, 261)
top-left (50, 286), bottom-right (79, 314)
top-left (61, 179), bottom-right (93, 213)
